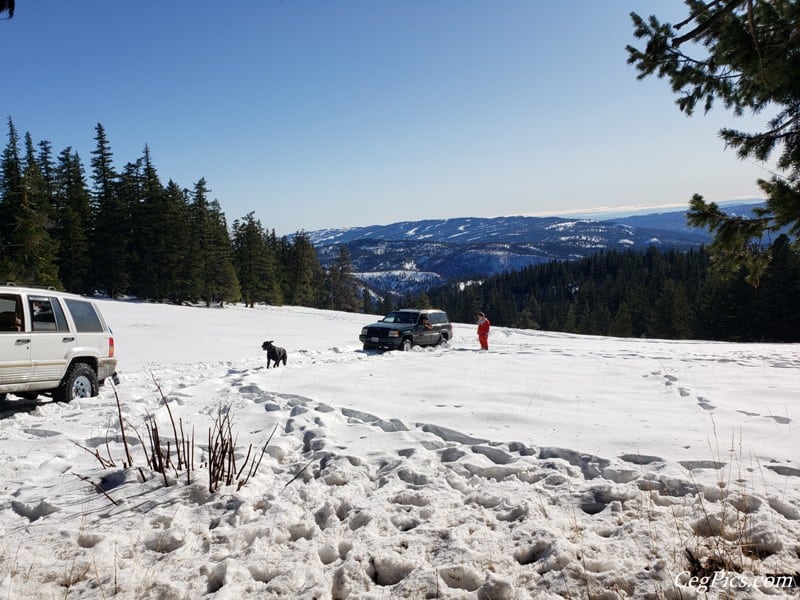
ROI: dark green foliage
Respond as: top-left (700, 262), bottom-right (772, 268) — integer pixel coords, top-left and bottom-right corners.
top-left (283, 232), bottom-right (323, 306)
top-left (377, 293), bottom-right (394, 315)
top-left (0, 119), bottom-right (60, 286)
top-left (628, 1), bottom-right (800, 283)
top-left (190, 181), bottom-right (240, 306)
top-left (326, 245), bottom-right (360, 312)
top-left (53, 147), bottom-right (93, 292)
top-left (428, 243), bottom-right (800, 342)
top-left (360, 287), bottom-right (374, 314)
top-left (91, 123), bottom-right (130, 297)
top-left (232, 213), bottom-right (280, 307)
top-left (0, 120), bottom-right (330, 309)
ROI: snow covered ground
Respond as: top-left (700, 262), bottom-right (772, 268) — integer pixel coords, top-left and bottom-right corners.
top-left (1, 300), bottom-right (798, 599)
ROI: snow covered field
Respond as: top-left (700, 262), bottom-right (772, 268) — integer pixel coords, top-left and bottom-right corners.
top-left (1, 300), bottom-right (798, 599)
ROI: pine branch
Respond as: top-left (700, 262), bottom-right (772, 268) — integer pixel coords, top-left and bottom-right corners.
top-left (672, 0), bottom-right (746, 47)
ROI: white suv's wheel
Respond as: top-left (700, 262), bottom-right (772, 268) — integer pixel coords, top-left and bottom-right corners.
top-left (55, 362), bottom-right (98, 402)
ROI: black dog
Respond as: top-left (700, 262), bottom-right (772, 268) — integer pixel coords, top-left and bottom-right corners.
top-left (261, 340), bottom-right (287, 369)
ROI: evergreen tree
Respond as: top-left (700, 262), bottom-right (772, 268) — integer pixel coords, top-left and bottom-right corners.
top-left (650, 281), bottom-right (692, 339)
top-left (608, 302), bottom-right (634, 338)
top-left (361, 287), bottom-right (374, 314)
top-left (116, 158), bottom-right (144, 294)
top-left (190, 180), bottom-right (239, 306)
top-left (415, 291), bottom-right (432, 308)
top-left (232, 212), bottom-right (276, 307)
top-left (752, 235), bottom-right (800, 340)
top-left (628, 1), bottom-right (800, 283)
top-left (264, 228), bottom-right (284, 305)
top-left (161, 180), bottom-right (194, 302)
top-left (128, 146), bottom-right (174, 299)
top-left (207, 201), bottom-right (241, 306)
top-left (327, 245), bottom-right (360, 312)
top-left (90, 123), bottom-right (129, 297)
top-left (0, 120), bottom-right (60, 285)
top-left (35, 139), bottom-right (57, 227)
top-left (0, 117), bottom-right (23, 266)
top-left (22, 132), bottom-right (60, 286)
top-left (378, 293), bottom-right (394, 315)
top-left (696, 269), bottom-right (756, 341)
top-left (53, 148), bottom-right (92, 292)
top-left (285, 231), bottom-right (323, 306)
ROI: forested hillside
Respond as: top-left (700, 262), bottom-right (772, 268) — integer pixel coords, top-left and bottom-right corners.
top-left (428, 241), bottom-right (800, 342)
top-left (0, 119), bottom-right (362, 311)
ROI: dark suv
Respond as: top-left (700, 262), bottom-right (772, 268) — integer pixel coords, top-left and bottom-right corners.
top-left (360, 309), bottom-right (453, 351)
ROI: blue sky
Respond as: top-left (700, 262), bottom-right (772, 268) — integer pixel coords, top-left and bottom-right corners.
top-left (1, 1), bottom-right (773, 235)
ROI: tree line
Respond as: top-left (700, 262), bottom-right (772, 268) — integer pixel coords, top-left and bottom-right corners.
top-left (428, 240), bottom-right (800, 342)
top-left (0, 119), bottom-right (362, 311)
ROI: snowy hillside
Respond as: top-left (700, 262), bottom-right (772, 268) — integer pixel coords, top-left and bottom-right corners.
top-left (1, 300), bottom-right (798, 599)
top-left (308, 214), bottom-right (710, 295)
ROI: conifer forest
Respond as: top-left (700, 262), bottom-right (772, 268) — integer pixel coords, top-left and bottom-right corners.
top-left (0, 120), bottom-right (361, 313)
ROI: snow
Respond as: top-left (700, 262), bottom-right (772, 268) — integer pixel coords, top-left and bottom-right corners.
top-left (545, 221), bottom-right (591, 231)
top-left (1, 300), bottom-right (798, 599)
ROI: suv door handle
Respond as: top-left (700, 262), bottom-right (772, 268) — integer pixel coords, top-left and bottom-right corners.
top-left (15, 338), bottom-right (30, 345)
top-left (62, 336), bottom-right (75, 342)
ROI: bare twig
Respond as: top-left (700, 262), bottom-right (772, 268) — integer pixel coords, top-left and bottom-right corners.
top-left (75, 473), bottom-right (119, 506)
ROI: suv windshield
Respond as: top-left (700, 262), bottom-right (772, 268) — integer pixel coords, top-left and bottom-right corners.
top-left (381, 311), bottom-right (418, 324)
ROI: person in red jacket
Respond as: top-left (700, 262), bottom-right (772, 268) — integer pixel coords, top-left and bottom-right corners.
top-left (477, 312), bottom-right (490, 350)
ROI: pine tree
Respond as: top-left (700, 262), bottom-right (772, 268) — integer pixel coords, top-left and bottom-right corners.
top-left (285, 231), bottom-right (323, 306)
top-left (161, 180), bottom-right (193, 302)
top-left (361, 287), bottom-right (374, 314)
top-left (0, 118), bottom-right (26, 279)
top-left (327, 245), bottom-right (360, 312)
top-left (628, 1), bottom-right (800, 283)
top-left (378, 293), bottom-right (394, 315)
top-left (116, 159), bottom-right (145, 295)
top-left (190, 180), bottom-right (239, 306)
top-left (0, 121), bottom-right (60, 285)
top-left (650, 281), bottom-right (692, 339)
top-left (753, 235), bottom-right (800, 340)
top-left (608, 302), bottom-right (634, 338)
top-left (90, 123), bottom-right (130, 297)
top-left (232, 213), bottom-right (276, 307)
top-left (128, 146), bottom-right (170, 299)
top-left (53, 147), bottom-right (92, 292)
top-left (208, 201), bottom-right (241, 306)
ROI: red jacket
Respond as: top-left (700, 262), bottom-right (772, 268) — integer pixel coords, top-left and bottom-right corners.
top-left (477, 317), bottom-right (490, 337)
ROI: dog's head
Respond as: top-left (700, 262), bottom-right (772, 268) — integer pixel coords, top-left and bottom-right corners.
top-left (261, 340), bottom-right (274, 351)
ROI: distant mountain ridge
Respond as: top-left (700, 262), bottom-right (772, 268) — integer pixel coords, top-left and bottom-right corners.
top-left (308, 203), bottom-right (763, 297)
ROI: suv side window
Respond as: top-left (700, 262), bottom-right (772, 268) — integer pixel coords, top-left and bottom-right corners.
top-left (64, 299), bottom-right (104, 332)
top-left (0, 294), bottom-right (23, 332)
top-left (29, 296), bottom-right (69, 332)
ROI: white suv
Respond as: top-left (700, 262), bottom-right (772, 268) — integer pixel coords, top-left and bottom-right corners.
top-left (0, 285), bottom-right (118, 402)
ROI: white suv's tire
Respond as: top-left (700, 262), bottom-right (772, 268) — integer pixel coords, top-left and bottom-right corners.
top-left (55, 362), bottom-right (98, 402)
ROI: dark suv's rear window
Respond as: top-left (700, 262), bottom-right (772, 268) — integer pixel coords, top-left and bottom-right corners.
top-left (65, 299), bottom-right (104, 332)
top-left (428, 312), bottom-right (448, 324)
